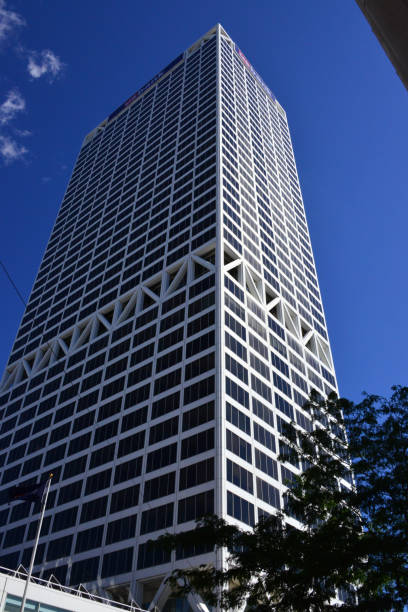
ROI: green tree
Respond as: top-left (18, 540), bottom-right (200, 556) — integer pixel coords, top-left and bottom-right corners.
top-left (342, 386), bottom-right (408, 608)
top-left (157, 387), bottom-right (408, 610)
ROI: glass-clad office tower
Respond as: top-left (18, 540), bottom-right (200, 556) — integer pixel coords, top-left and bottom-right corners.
top-left (0, 25), bottom-right (341, 610)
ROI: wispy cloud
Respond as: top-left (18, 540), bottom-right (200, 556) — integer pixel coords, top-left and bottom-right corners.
top-left (0, 0), bottom-right (24, 43)
top-left (0, 89), bottom-right (25, 125)
top-left (14, 127), bottom-right (31, 137)
top-left (0, 134), bottom-right (27, 164)
top-left (0, 90), bottom-right (27, 164)
top-left (27, 49), bottom-right (63, 81)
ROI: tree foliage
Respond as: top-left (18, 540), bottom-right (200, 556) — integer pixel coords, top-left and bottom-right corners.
top-left (156, 387), bottom-right (408, 610)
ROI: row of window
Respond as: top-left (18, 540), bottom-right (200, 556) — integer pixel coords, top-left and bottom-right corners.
top-left (0, 366), bottom-right (217, 485)
top-left (0, 487), bottom-right (216, 583)
top-left (1, 279), bottom-right (216, 416)
top-left (1, 457), bottom-right (217, 553)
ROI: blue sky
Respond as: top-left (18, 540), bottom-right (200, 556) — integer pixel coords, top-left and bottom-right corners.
top-left (0, 0), bottom-right (406, 403)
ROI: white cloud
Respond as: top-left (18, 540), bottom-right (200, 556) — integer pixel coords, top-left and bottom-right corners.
top-left (0, 89), bottom-right (25, 125)
top-left (0, 134), bottom-right (27, 164)
top-left (27, 49), bottom-right (63, 80)
top-left (14, 127), bottom-right (31, 137)
top-left (0, 90), bottom-right (28, 164)
top-left (0, 0), bottom-right (24, 43)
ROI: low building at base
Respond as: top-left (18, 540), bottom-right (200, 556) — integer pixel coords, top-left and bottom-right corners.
top-left (0, 567), bottom-right (146, 612)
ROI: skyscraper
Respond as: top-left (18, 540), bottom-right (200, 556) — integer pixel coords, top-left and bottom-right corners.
top-left (0, 24), bottom-right (340, 611)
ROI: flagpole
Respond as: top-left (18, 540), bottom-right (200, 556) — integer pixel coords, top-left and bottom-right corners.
top-left (19, 474), bottom-right (53, 612)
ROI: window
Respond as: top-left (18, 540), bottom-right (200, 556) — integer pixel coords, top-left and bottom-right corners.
top-left (72, 410), bottom-right (95, 433)
top-left (110, 484), bottom-right (140, 513)
top-left (225, 311), bottom-right (246, 340)
top-left (80, 495), bottom-right (108, 523)
top-left (179, 457), bottom-right (214, 490)
top-left (188, 291), bottom-right (215, 317)
top-left (273, 373), bottom-right (292, 399)
top-left (149, 416), bottom-right (178, 445)
top-left (114, 456), bottom-right (143, 485)
top-left (160, 307), bottom-right (185, 332)
top-left (178, 489), bottom-right (214, 523)
top-left (182, 401), bottom-right (214, 431)
top-left (187, 310), bottom-right (214, 336)
top-left (58, 480), bottom-right (83, 505)
top-left (154, 369), bottom-right (181, 395)
top-left (225, 293), bottom-right (245, 320)
top-left (70, 556), bottom-right (99, 585)
top-left (140, 502), bottom-right (173, 534)
top-left (98, 397), bottom-right (122, 422)
top-left (128, 362), bottom-right (153, 387)
top-left (49, 422), bottom-right (70, 444)
top-left (85, 468), bottom-right (112, 494)
top-left (227, 490), bottom-right (254, 526)
top-left (162, 289), bottom-right (186, 315)
top-left (90, 442), bottom-right (115, 468)
top-left (53, 507), bottom-right (78, 532)
top-left (63, 455), bottom-right (87, 479)
top-left (253, 422), bottom-right (276, 452)
top-left (225, 377), bottom-right (249, 409)
top-left (44, 443), bottom-right (65, 466)
top-left (256, 476), bottom-right (280, 509)
top-left (3, 525), bottom-right (25, 548)
top-left (250, 352), bottom-right (270, 381)
top-left (181, 428), bottom-right (214, 459)
top-left (249, 332), bottom-right (268, 360)
top-left (274, 392), bottom-right (294, 420)
top-left (226, 429), bottom-right (252, 464)
top-left (295, 409), bottom-right (312, 432)
top-left (186, 330), bottom-right (214, 358)
top-left (137, 541), bottom-right (170, 570)
top-left (225, 332), bottom-right (247, 366)
top-left (291, 370), bottom-right (308, 394)
top-left (118, 430), bottom-right (145, 458)
top-left (184, 375), bottom-right (215, 405)
top-left (47, 534), bottom-right (73, 561)
top-left (158, 327), bottom-right (184, 352)
top-left (156, 347), bottom-right (183, 373)
top-left (225, 353), bottom-right (248, 384)
top-left (101, 376), bottom-right (125, 400)
top-left (75, 525), bottom-right (103, 553)
top-left (101, 547), bottom-right (133, 578)
top-left (227, 459), bottom-right (253, 493)
top-left (252, 397), bottom-right (274, 428)
top-left (106, 514), bottom-right (137, 544)
top-left (151, 391), bottom-right (180, 419)
top-left (143, 472), bottom-right (175, 502)
top-left (255, 448), bottom-right (278, 480)
top-left (94, 419), bottom-right (119, 444)
top-left (185, 353), bottom-right (215, 381)
top-left (146, 442), bottom-right (177, 472)
top-left (279, 440), bottom-right (299, 469)
top-left (226, 402), bottom-right (250, 435)
top-left (189, 274), bottom-right (215, 299)
top-left (121, 405), bottom-right (148, 432)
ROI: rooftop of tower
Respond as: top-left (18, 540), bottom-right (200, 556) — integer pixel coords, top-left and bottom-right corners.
top-left (83, 24), bottom-right (283, 147)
